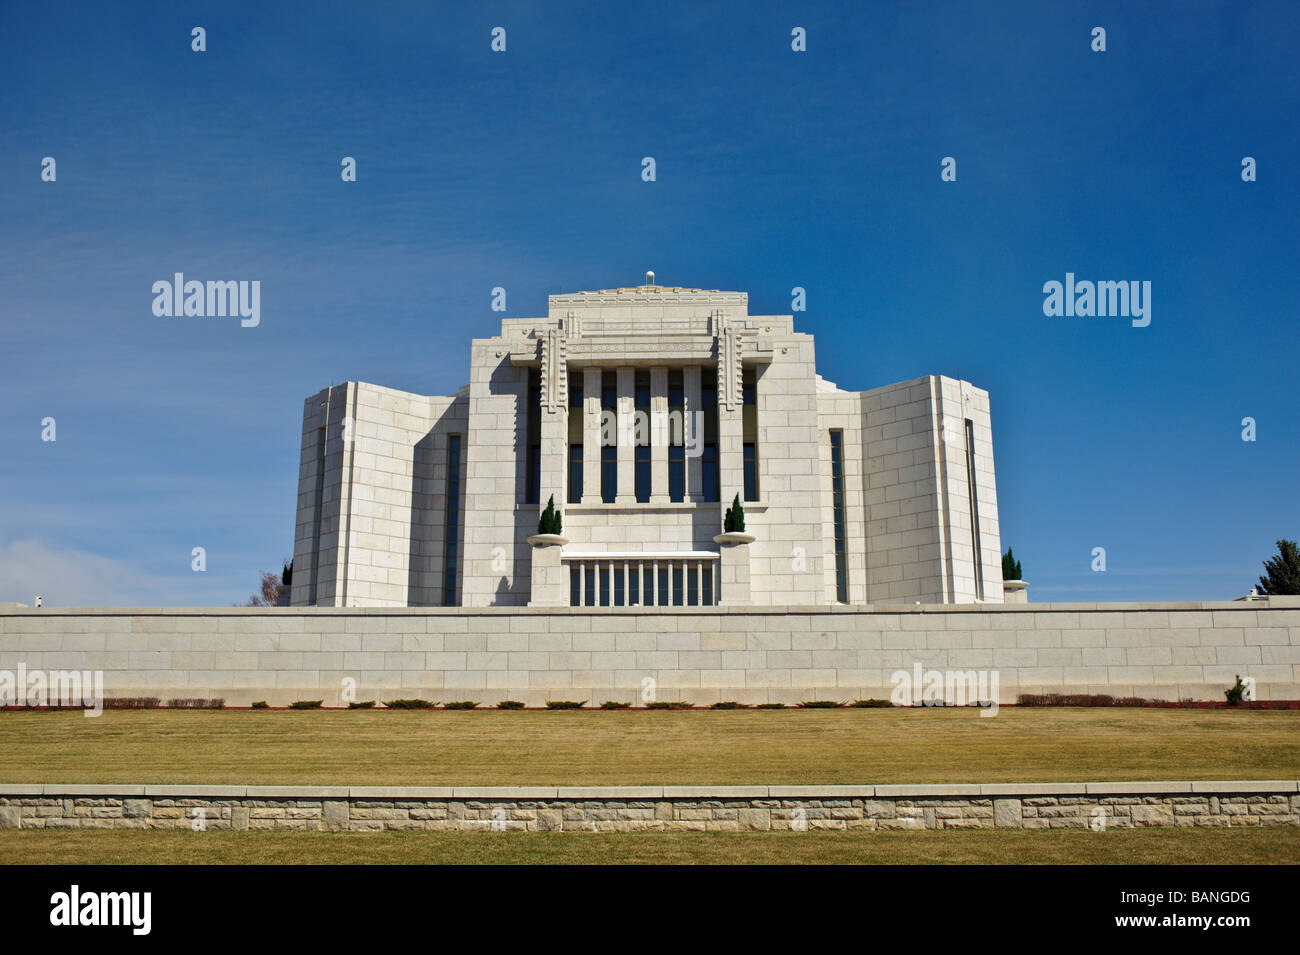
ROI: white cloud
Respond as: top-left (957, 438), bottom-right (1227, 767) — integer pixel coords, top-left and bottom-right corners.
top-left (0, 538), bottom-right (186, 607)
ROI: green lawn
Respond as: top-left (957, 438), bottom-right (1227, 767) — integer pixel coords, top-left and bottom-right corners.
top-left (1, 826), bottom-right (1296, 865)
top-left (1, 707), bottom-right (1296, 785)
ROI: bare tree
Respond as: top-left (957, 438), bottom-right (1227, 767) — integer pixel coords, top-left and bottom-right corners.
top-left (246, 558), bottom-right (292, 607)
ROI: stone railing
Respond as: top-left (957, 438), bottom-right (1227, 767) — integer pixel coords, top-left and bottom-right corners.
top-left (561, 553), bottom-right (719, 607)
top-left (3, 782), bottom-right (1296, 832)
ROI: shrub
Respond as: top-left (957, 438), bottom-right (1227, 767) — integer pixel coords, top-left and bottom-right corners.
top-left (710, 701), bottom-right (746, 709)
top-left (383, 698), bottom-right (436, 709)
top-left (166, 698), bottom-right (225, 709)
top-left (645, 700), bottom-right (692, 709)
top-left (496, 700), bottom-right (525, 709)
top-left (850, 699), bottom-right (892, 708)
top-left (102, 697), bottom-right (162, 709)
top-left (1002, 547), bottom-right (1022, 581)
top-left (444, 701), bottom-right (479, 710)
top-left (1017, 693), bottom-right (1160, 707)
top-left (538, 495), bottom-right (563, 535)
top-left (347, 700), bottom-right (375, 709)
top-left (798, 700), bottom-right (843, 708)
top-left (599, 700), bottom-right (631, 709)
top-left (545, 700), bottom-right (587, 709)
top-left (756, 702), bottom-right (785, 709)
top-left (1225, 675), bottom-right (1247, 706)
top-left (289, 699), bottom-right (323, 709)
top-left (250, 700), bottom-right (269, 709)
top-left (723, 493), bottom-right (746, 533)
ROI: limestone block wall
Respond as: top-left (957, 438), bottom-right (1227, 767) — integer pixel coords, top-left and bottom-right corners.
top-left (859, 377), bottom-right (1002, 604)
top-left (747, 333), bottom-right (828, 605)
top-left (933, 377), bottom-right (1003, 603)
top-left (3, 782), bottom-right (1296, 832)
top-left (290, 382), bottom-right (468, 608)
top-left (2, 600), bottom-right (1297, 705)
top-left (817, 383), bottom-right (870, 604)
top-left (461, 344), bottom-right (531, 607)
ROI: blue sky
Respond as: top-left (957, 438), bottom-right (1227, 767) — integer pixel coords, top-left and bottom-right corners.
top-left (2, 0), bottom-right (1297, 605)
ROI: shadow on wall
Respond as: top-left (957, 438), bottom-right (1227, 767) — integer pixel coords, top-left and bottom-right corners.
top-left (407, 402), bottom-right (467, 607)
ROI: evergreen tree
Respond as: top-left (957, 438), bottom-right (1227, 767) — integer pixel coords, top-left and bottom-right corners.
top-left (538, 495), bottom-right (562, 536)
top-left (723, 494), bottom-right (745, 533)
top-left (1001, 548), bottom-right (1022, 581)
top-left (1257, 539), bottom-right (1300, 595)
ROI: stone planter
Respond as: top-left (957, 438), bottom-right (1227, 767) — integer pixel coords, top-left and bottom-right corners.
top-left (1003, 579), bottom-right (1029, 604)
top-left (527, 535), bottom-right (568, 607)
top-left (712, 532), bottom-right (756, 546)
top-left (712, 533), bottom-right (755, 605)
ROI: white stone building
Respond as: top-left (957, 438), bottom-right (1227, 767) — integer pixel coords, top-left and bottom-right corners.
top-left (290, 276), bottom-right (1004, 609)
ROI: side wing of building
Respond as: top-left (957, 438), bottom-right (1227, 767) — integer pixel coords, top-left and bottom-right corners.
top-left (289, 382), bottom-right (468, 607)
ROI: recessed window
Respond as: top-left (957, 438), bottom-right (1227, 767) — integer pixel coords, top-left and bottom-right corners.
top-left (443, 434), bottom-right (462, 606)
top-left (668, 445), bottom-right (685, 503)
top-left (601, 445), bottom-right (617, 504)
top-left (525, 370), bottom-right (541, 504)
top-left (829, 430), bottom-right (847, 603)
top-left (965, 419), bottom-right (984, 600)
top-left (743, 442), bottom-right (757, 502)
top-left (568, 445), bottom-right (583, 504)
top-left (702, 443), bottom-right (719, 503)
top-left (635, 444), bottom-right (651, 503)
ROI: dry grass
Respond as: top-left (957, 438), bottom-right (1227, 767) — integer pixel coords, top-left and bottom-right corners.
top-left (1, 826), bottom-right (1296, 865)
top-left (0, 707), bottom-right (1296, 785)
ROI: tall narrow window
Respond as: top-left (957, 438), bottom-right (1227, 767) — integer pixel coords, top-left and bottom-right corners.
top-left (568, 446), bottom-right (583, 503)
top-left (742, 367), bottom-right (758, 501)
top-left (965, 419), bottom-right (984, 600)
top-left (600, 371), bottom-right (616, 503)
top-left (568, 373), bottom-right (582, 504)
top-left (668, 369), bottom-right (685, 501)
top-left (701, 444), bottom-right (719, 502)
top-left (830, 430), bottom-right (847, 603)
top-left (635, 370), bottom-right (651, 502)
top-left (309, 426), bottom-right (326, 605)
top-left (668, 446), bottom-right (685, 502)
top-left (443, 434), bottom-right (462, 606)
top-left (743, 443), bottom-right (757, 502)
top-left (701, 368), bottom-right (719, 502)
top-left (525, 369), bottom-right (541, 504)
top-left (601, 446), bottom-right (617, 504)
top-left (635, 445), bottom-right (651, 503)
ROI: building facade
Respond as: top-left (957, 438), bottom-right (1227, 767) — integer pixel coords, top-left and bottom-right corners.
top-left (290, 276), bottom-right (1004, 609)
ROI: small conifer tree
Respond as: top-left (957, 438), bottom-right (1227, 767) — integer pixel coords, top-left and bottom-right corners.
top-left (537, 495), bottom-right (562, 535)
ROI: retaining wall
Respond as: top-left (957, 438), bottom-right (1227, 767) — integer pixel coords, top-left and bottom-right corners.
top-left (2, 782), bottom-right (1297, 832)
top-left (2, 598), bottom-right (1298, 705)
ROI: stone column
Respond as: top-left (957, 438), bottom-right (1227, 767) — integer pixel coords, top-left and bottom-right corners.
top-left (650, 366), bottom-right (669, 503)
top-left (714, 532), bottom-right (754, 605)
top-left (526, 534), bottom-right (568, 607)
top-left (616, 366), bottom-right (635, 504)
top-left (582, 367), bottom-right (602, 503)
top-left (718, 397), bottom-right (744, 509)
top-left (684, 365), bottom-right (703, 501)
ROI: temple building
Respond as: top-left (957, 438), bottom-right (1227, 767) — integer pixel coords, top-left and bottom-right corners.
top-left (290, 274), bottom-right (1004, 608)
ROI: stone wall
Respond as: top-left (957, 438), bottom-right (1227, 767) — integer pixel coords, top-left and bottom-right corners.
top-left (1, 599), bottom-right (1297, 705)
top-left (291, 382), bottom-right (469, 608)
top-left (2, 782), bottom-right (1296, 832)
